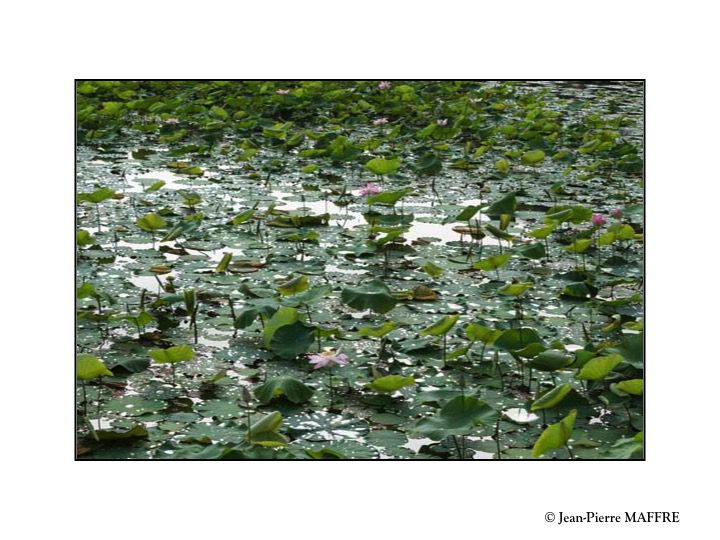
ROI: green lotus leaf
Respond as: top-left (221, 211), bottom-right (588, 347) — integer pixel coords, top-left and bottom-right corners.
top-left (365, 157), bottom-right (401, 176)
top-left (532, 409), bottom-right (576, 458)
top-left (149, 345), bottom-right (195, 364)
top-left (254, 377), bottom-right (315, 404)
top-left (341, 279), bottom-right (397, 314)
top-left (367, 375), bottom-right (415, 393)
top-left (77, 354), bottom-right (113, 380)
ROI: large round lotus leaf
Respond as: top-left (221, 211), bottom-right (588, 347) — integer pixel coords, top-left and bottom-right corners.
top-left (149, 345), bottom-right (195, 364)
top-left (341, 279), bottom-right (397, 314)
top-left (77, 354), bottom-right (113, 380)
top-left (269, 321), bottom-right (315, 359)
top-left (485, 193), bottom-right (517, 216)
top-left (136, 213), bottom-right (167, 231)
top-left (494, 327), bottom-right (543, 351)
top-left (412, 396), bottom-right (498, 439)
top-left (254, 377), bottom-right (315, 404)
top-left (77, 187), bottom-right (115, 204)
top-left (367, 375), bottom-right (415, 393)
top-left (364, 157), bottom-right (401, 176)
top-left (366, 188), bottom-right (412, 206)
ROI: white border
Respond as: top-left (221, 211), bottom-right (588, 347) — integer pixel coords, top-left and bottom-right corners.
top-left (2, 1), bottom-right (717, 537)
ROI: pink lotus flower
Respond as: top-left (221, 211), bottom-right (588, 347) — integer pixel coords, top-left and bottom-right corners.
top-left (436, 118), bottom-right (448, 126)
top-left (164, 118), bottom-right (179, 124)
top-left (378, 81), bottom-right (392, 90)
top-left (591, 213), bottom-right (607, 227)
top-left (276, 89), bottom-right (290, 95)
top-left (358, 182), bottom-right (382, 196)
top-left (611, 208), bottom-right (623, 218)
top-left (373, 117), bottom-right (388, 126)
top-left (308, 349), bottom-right (349, 370)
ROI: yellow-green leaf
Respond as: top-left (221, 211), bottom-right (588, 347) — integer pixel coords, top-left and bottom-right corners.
top-left (532, 409), bottom-right (576, 458)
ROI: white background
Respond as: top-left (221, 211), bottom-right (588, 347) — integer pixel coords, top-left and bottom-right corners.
top-left (1, 1), bottom-right (718, 538)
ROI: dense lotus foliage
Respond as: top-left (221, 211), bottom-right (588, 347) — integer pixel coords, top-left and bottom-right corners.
top-left (76, 80), bottom-right (643, 459)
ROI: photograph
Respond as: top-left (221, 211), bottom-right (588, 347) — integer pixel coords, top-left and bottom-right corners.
top-left (75, 80), bottom-right (644, 460)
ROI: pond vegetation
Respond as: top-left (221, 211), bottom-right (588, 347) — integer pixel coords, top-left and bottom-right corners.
top-left (76, 80), bottom-right (643, 459)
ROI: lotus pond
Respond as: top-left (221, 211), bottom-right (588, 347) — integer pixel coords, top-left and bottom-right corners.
top-left (76, 80), bottom-right (644, 460)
